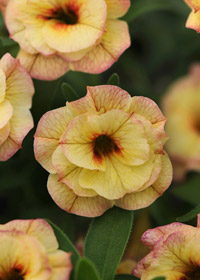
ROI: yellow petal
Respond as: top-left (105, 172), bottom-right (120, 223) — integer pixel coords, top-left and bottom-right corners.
top-left (47, 174), bottom-right (113, 217)
top-left (0, 99), bottom-right (13, 129)
top-left (106, 0), bottom-right (130, 19)
top-left (70, 19), bottom-right (130, 73)
top-left (34, 107), bottom-right (72, 173)
top-left (186, 10), bottom-right (200, 32)
top-left (0, 136), bottom-right (20, 161)
top-left (0, 219), bottom-right (58, 252)
top-left (9, 109), bottom-right (33, 145)
top-left (79, 155), bottom-right (153, 200)
top-left (185, 0), bottom-right (200, 11)
top-left (17, 49), bottom-right (69, 81)
top-left (87, 85), bottom-right (132, 114)
top-left (48, 250), bottom-right (72, 280)
top-left (0, 123), bottom-right (10, 145)
top-left (0, 68), bottom-right (6, 103)
top-left (52, 145), bottom-right (97, 197)
top-left (112, 114), bottom-right (150, 166)
top-left (115, 153), bottom-right (172, 210)
top-left (130, 96), bottom-right (166, 124)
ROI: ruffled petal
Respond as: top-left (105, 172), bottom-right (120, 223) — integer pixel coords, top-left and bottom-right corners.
top-left (47, 174), bottom-right (113, 217)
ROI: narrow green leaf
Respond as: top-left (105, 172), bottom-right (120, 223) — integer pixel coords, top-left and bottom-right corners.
top-left (61, 82), bottom-right (79, 102)
top-left (107, 73), bottom-right (120, 86)
top-left (115, 274), bottom-right (138, 280)
top-left (46, 219), bottom-right (80, 266)
top-left (177, 204), bottom-right (200, 223)
top-left (84, 207), bottom-right (134, 280)
top-left (75, 257), bottom-right (101, 280)
top-left (172, 174), bottom-right (200, 205)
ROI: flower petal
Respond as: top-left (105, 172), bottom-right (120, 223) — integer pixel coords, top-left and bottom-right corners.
top-left (115, 153), bottom-right (172, 210)
top-left (47, 174), bottom-right (113, 217)
top-left (186, 10), bottom-right (200, 32)
top-left (9, 109), bottom-right (33, 145)
top-left (130, 96), bottom-right (166, 124)
top-left (48, 250), bottom-right (72, 280)
top-left (70, 19), bottom-right (130, 73)
top-left (87, 85), bottom-right (132, 113)
top-left (79, 155), bottom-right (153, 200)
top-left (34, 107), bottom-right (73, 173)
top-left (185, 0), bottom-right (200, 11)
top-left (43, 21), bottom-right (103, 53)
top-left (0, 219), bottom-right (58, 252)
top-left (106, 0), bottom-right (130, 19)
top-left (0, 136), bottom-right (21, 161)
top-left (0, 99), bottom-right (13, 129)
top-left (0, 68), bottom-right (6, 103)
top-left (0, 123), bottom-right (10, 146)
top-left (17, 50), bottom-right (69, 81)
top-left (52, 145), bottom-right (97, 197)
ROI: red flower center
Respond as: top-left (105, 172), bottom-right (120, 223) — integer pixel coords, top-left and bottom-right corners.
top-left (1, 267), bottom-right (24, 280)
top-left (93, 135), bottom-right (120, 160)
top-left (46, 5), bottom-right (79, 25)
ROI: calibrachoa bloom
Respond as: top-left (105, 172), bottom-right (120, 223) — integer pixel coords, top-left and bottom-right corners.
top-left (34, 85), bottom-right (172, 217)
top-left (185, 0), bottom-right (200, 32)
top-left (3, 0), bottom-right (131, 81)
top-left (0, 53), bottom-right (34, 161)
top-left (133, 215), bottom-right (200, 280)
top-left (0, 219), bottom-right (72, 279)
top-left (163, 64), bottom-right (200, 180)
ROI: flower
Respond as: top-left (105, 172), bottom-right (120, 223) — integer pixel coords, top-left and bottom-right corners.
top-left (0, 219), bottom-right (72, 280)
top-left (185, 0), bottom-right (200, 32)
top-left (133, 215), bottom-right (200, 280)
top-left (0, 53), bottom-right (34, 161)
top-left (34, 85), bottom-right (172, 217)
top-left (3, 0), bottom-right (131, 81)
top-left (162, 64), bottom-right (200, 180)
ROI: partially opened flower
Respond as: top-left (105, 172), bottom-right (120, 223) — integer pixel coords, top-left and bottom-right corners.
top-left (34, 85), bottom-right (172, 217)
top-left (163, 64), bottom-right (200, 180)
top-left (3, 0), bottom-right (131, 80)
top-left (0, 219), bottom-right (72, 279)
top-left (0, 53), bottom-right (34, 161)
top-left (185, 0), bottom-right (200, 32)
top-left (133, 215), bottom-right (200, 280)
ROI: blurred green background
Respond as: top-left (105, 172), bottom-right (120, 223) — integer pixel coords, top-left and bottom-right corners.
top-left (0, 0), bottom-right (199, 246)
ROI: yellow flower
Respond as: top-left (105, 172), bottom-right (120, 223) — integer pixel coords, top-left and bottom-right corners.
top-left (0, 219), bottom-right (72, 280)
top-left (34, 85), bottom-right (172, 217)
top-left (133, 215), bottom-right (200, 280)
top-left (0, 53), bottom-right (34, 161)
top-left (163, 64), bottom-right (200, 180)
top-left (3, 0), bottom-right (131, 80)
top-left (185, 0), bottom-right (200, 32)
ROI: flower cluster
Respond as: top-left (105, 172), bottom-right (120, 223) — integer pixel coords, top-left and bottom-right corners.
top-left (163, 64), bottom-right (200, 180)
top-left (0, 53), bottom-right (34, 161)
top-left (3, 0), bottom-right (131, 80)
top-left (133, 215), bottom-right (200, 280)
top-left (34, 85), bottom-right (172, 217)
top-left (0, 219), bottom-right (72, 280)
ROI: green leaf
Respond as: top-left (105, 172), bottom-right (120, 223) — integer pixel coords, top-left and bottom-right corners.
top-left (0, 39), bottom-right (3, 58)
top-left (177, 204), bottom-right (200, 223)
top-left (46, 219), bottom-right (80, 266)
top-left (107, 73), bottom-right (120, 86)
top-left (84, 207), bottom-right (133, 280)
top-left (61, 82), bottom-right (79, 102)
top-left (172, 174), bottom-right (200, 205)
top-left (75, 257), bottom-right (101, 280)
top-left (115, 274), bottom-right (138, 280)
